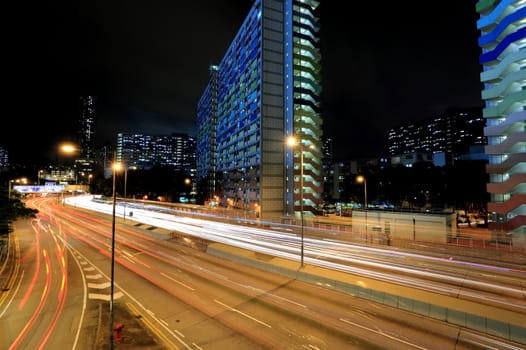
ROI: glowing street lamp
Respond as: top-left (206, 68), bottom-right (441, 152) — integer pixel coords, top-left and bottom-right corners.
top-left (287, 136), bottom-right (314, 268)
top-left (37, 170), bottom-right (44, 186)
top-left (356, 175), bottom-right (368, 242)
top-left (184, 178), bottom-right (193, 203)
top-left (60, 143), bottom-right (76, 154)
top-left (58, 143), bottom-right (78, 185)
top-left (7, 178), bottom-right (27, 200)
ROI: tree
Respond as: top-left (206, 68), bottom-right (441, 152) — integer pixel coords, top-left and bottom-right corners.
top-left (0, 192), bottom-right (38, 235)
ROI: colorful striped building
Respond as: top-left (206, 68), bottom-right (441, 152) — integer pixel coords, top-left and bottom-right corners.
top-left (477, 0), bottom-right (526, 245)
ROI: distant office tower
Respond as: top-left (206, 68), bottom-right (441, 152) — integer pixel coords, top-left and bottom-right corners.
top-left (197, 0), bottom-right (323, 220)
top-left (477, 1), bottom-right (526, 244)
top-left (76, 96), bottom-right (98, 184)
top-left (116, 133), bottom-right (196, 175)
top-left (79, 96), bottom-right (97, 159)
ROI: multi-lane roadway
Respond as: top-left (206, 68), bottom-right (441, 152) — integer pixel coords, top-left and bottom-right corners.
top-left (0, 195), bottom-right (524, 349)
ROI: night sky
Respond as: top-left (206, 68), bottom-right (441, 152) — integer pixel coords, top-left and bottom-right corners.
top-left (3, 1), bottom-right (483, 164)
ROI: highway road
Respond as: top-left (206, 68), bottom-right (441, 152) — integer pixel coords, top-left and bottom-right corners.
top-left (0, 195), bottom-right (524, 349)
top-left (69, 196), bottom-right (526, 315)
top-left (0, 212), bottom-right (88, 349)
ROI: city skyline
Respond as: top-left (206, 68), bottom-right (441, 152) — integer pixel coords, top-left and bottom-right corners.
top-left (3, 1), bottom-right (483, 164)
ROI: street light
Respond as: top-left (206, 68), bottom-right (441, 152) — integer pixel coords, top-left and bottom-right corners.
top-left (58, 142), bottom-right (78, 188)
top-left (37, 170), bottom-right (44, 186)
top-left (7, 180), bottom-right (13, 200)
top-left (8, 178), bottom-right (27, 200)
top-left (184, 178), bottom-right (192, 203)
top-left (123, 167), bottom-right (128, 221)
top-left (60, 143), bottom-right (76, 154)
top-left (287, 136), bottom-right (314, 268)
top-left (356, 175), bottom-right (368, 242)
top-left (109, 156), bottom-right (121, 349)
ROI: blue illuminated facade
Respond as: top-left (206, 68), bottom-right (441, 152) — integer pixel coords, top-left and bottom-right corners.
top-left (197, 0), bottom-right (323, 220)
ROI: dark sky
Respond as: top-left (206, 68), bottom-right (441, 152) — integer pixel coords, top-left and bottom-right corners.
top-left (3, 1), bottom-right (483, 164)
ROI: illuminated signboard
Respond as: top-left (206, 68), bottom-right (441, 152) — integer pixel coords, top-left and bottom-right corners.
top-left (13, 184), bottom-right (66, 193)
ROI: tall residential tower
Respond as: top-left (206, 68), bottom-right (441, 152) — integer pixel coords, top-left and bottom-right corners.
top-left (476, 0), bottom-right (526, 245)
top-left (197, 0), bottom-right (323, 220)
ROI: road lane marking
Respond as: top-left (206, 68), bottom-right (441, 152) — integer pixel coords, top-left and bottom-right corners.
top-left (0, 270), bottom-right (24, 318)
top-left (339, 318), bottom-right (427, 349)
top-left (214, 299), bottom-right (271, 328)
top-left (88, 291), bottom-right (123, 301)
top-left (161, 272), bottom-right (195, 291)
top-left (127, 302), bottom-right (186, 350)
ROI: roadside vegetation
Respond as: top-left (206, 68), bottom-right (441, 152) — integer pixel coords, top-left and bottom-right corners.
top-left (0, 190), bottom-right (38, 235)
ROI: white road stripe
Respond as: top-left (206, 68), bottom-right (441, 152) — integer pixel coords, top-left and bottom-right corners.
top-left (88, 292), bottom-right (124, 301)
top-left (214, 299), bottom-right (271, 328)
top-left (87, 282), bottom-right (111, 289)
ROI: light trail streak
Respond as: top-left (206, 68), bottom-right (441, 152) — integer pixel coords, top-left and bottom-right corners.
top-left (17, 221), bottom-right (43, 310)
top-left (35, 195), bottom-right (523, 349)
top-left (65, 196), bottom-right (526, 322)
top-left (0, 232), bottom-right (22, 316)
top-left (9, 248), bottom-right (52, 350)
top-left (37, 230), bottom-right (69, 350)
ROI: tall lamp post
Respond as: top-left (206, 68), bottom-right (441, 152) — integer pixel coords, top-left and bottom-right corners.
top-left (287, 136), bottom-right (314, 268)
top-left (123, 166), bottom-right (128, 221)
top-left (7, 180), bottom-right (13, 200)
top-left (357, 175), bottom-right (368, 242)
top-left (88, 174), bottom-right (93, 193)
top-left (109, 156), bottom-right (121, 349)
top-left (37, 170), bottom-right (44, 186)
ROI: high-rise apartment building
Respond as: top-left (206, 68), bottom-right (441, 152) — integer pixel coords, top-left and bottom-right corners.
top-left (477, 1), bottom-right (526, 244)
top-left (197, 0), bottom-right (323, 220)
top-left (197, 65), bottom-right (219, 200)
top-left (387, 107), bottom-right (486, 166)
